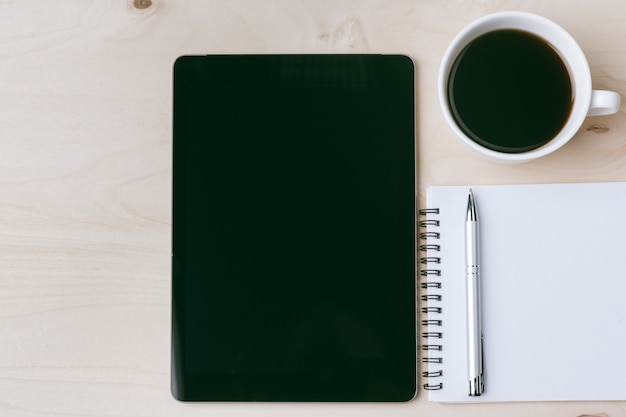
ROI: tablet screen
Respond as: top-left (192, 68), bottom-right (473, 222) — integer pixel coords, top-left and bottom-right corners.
top-left (172, 55), bottom-right (416, 401)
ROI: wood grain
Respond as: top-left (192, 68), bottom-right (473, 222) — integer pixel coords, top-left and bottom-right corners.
top-left (0, 1), bottom-right (625, 416)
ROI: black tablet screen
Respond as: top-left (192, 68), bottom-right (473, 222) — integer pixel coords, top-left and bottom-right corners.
top-left (172, 55), bottom-right (416, 401)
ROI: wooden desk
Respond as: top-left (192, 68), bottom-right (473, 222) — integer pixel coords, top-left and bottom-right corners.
top-left (1, 1), bottom-right (624, 416)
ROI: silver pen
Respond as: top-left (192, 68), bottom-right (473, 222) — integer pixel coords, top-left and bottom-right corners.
top-left (466, 189), bottom-right (484, 396)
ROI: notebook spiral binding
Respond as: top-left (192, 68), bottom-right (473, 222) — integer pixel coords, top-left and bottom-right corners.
top-left (418, 207), bottom-right (443, 391)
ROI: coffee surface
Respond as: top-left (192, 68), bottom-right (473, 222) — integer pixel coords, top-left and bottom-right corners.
top-left (448, 29), bottom-right (572, 153)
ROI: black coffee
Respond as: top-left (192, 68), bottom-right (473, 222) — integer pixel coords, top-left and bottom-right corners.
top-left (448, 29), bottom-right (573, 153)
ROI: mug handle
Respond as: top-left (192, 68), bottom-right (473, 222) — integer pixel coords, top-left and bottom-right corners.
top-left (587, 90), bottom-right (621, 116)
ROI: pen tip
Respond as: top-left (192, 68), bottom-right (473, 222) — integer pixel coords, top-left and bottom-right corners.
top-left (467, 189), bottom-right (477, 221)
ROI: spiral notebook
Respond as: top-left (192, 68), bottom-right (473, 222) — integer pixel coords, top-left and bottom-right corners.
top-left (420, 181), bottom-right (626, 402)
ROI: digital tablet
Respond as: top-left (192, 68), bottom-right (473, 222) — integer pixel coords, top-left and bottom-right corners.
top-left (172, 54), bottom-right (416, 401)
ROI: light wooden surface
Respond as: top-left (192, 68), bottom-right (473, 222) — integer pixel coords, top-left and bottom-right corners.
top-left (1, 1), bottom-right (625, 416)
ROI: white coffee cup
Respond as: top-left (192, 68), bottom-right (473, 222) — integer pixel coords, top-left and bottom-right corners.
top-left (439, 11), bottom-right (621, 163)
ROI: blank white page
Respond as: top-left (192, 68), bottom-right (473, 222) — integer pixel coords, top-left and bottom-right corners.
top-left (423, 182), bottom-right (626, 402)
